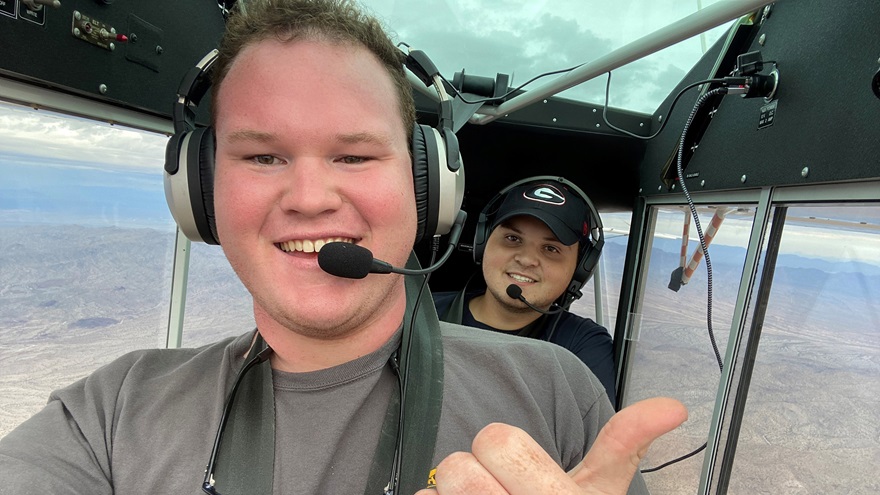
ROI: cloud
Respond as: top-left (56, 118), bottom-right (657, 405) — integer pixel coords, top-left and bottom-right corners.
top-left (0, 102), bottom-right (167, 172)
top-left (365, 0), bottom-right (730, 114)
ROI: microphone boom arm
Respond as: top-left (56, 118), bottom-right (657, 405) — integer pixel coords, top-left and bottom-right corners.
top-left (506, 284), bottom-right (563, 315)
top-left (318, 210), bottom-right (467, 279)
top-left (380, 210), bottom-right (467, 276)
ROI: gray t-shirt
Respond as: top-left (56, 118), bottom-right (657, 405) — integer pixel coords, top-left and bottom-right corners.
top-left (0, 323), bottom-right (647, 494)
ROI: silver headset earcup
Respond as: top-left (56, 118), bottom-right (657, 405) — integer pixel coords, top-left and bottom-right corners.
top-left (163, 127), bottom-right (218, 244)
top-left (412, 124), bottom-right (465, 243)
top-left (426, 127), bottom-right (464, 237)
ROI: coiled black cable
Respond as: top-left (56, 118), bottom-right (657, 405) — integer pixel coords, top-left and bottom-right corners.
top-left (640, 86), bottom-right (727, 474)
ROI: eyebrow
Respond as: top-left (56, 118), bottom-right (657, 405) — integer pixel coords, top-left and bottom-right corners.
top-left (499, 222), bottom-right (564, 244)
top-left (226, 129), bottom-right (276, 143)
top-left (224, 130), bottom-right (393, 147)
top-left (336, 132), bottom-right (393, 146)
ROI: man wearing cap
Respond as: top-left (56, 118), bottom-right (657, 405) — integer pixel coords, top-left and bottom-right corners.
top-left (434, 176), bottom-right (617, 403)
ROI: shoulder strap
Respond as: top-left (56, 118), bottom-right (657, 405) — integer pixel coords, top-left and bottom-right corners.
top-left (517, 314), bottom-right (550, 339)
top-left (439, 272), bottom-right (480, 324)
top-left (365, 252), bottom-right (445, 494)
top-left (214, 333), bottom-right (275, 495)
top-left (214, 253), bottom-right (445, 495)
top-left (440, 287), bottom-right (467, 324)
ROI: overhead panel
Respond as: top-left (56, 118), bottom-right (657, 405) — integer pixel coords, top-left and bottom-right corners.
top-left (0, 0), bottom-right (225, 123)
top-left (640, 0), bottom-right (880, 196)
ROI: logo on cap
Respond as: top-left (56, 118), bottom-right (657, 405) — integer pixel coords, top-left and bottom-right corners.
top-left (524, 185), bottom-right (565, 205)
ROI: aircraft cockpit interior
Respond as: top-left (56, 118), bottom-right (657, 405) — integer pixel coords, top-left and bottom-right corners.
top-left (1, 0), bottom-right (878, 493)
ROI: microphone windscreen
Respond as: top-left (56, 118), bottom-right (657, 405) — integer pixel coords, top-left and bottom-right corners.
top-left (318, 242), bottom-right (373, 279)
top-left (506, 284), bottom-right (523, 299)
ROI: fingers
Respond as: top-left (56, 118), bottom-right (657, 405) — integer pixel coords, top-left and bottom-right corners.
top-left (428, 450), bottom-right (508, 494)
top-left (429, 398), bottom-right (687, 495)
top-left (429, 423), bottom-right (583, 494)
top-left (468, 422), bottom-right (582, 495)
top-left (569, 397), bottom-right (688, 494)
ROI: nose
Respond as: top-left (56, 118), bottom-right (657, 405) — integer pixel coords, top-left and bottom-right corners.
top-left (513, 247), bottom-right (539, 267)
top-left (278, 158), bottom-right (344, 217)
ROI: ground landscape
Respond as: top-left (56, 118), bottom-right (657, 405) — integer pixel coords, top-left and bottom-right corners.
top-left (1, 224), bottom-right (877, 494)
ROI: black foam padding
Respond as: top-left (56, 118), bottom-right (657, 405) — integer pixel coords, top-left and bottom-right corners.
top-left (317, 242), bottom-right (373, 279)
top-left (196, 128), bottom-right (218, 245)
top-left (506, 284), bottom-right (522, 299)
top-left (411, 124), bottom-right (430, 243)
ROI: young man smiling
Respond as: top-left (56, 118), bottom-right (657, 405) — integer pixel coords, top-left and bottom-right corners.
top-left (0, 1), bottom-right (684, 494)
top-left (434, 177), bottom-right (617, 402)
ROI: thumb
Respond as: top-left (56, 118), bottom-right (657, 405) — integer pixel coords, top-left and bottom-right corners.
top-left (569, 397), bottom-right (687, 494)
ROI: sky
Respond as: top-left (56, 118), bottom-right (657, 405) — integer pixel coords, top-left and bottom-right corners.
top-left (0, 102), bottom-right (167, 173)
top-left (0, 101), bottom-right (173, 228)
top-left (358, 0), bottom-right (735, 113)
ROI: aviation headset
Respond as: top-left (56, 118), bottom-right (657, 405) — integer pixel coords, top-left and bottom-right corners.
top-left (472, 176), bottom-right (605, 309)
top-left (164, 48), bottom-right (464, 246)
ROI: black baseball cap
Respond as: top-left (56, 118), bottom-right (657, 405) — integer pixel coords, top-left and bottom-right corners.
top-left (490, 181), bottom-right (590, 246)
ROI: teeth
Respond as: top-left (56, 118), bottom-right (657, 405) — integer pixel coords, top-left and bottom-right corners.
top-left (509, 273), bottom-right (535, 283)
top-left (278, 238), bottom-right (352, 253)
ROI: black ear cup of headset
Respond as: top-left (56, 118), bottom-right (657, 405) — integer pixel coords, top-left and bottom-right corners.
top-left (471, 175), bottom-right (604, 308)
top-left (164, 48), bottom-right (464, 246)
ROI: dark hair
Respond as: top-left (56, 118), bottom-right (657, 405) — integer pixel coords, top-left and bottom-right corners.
top-left (211, 0), bottom-right (416, 136)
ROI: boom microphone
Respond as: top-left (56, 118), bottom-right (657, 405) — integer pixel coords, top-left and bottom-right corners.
top-left (506, 284), bottom-right (563, 315)
top-left (317, 242), bottom-right (376, 279)
top-left (318, 210), bottom-right (467, 279)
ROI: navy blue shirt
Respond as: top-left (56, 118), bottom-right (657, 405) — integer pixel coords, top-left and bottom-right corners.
top-left (433, 289), bottom-right (617, 403)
